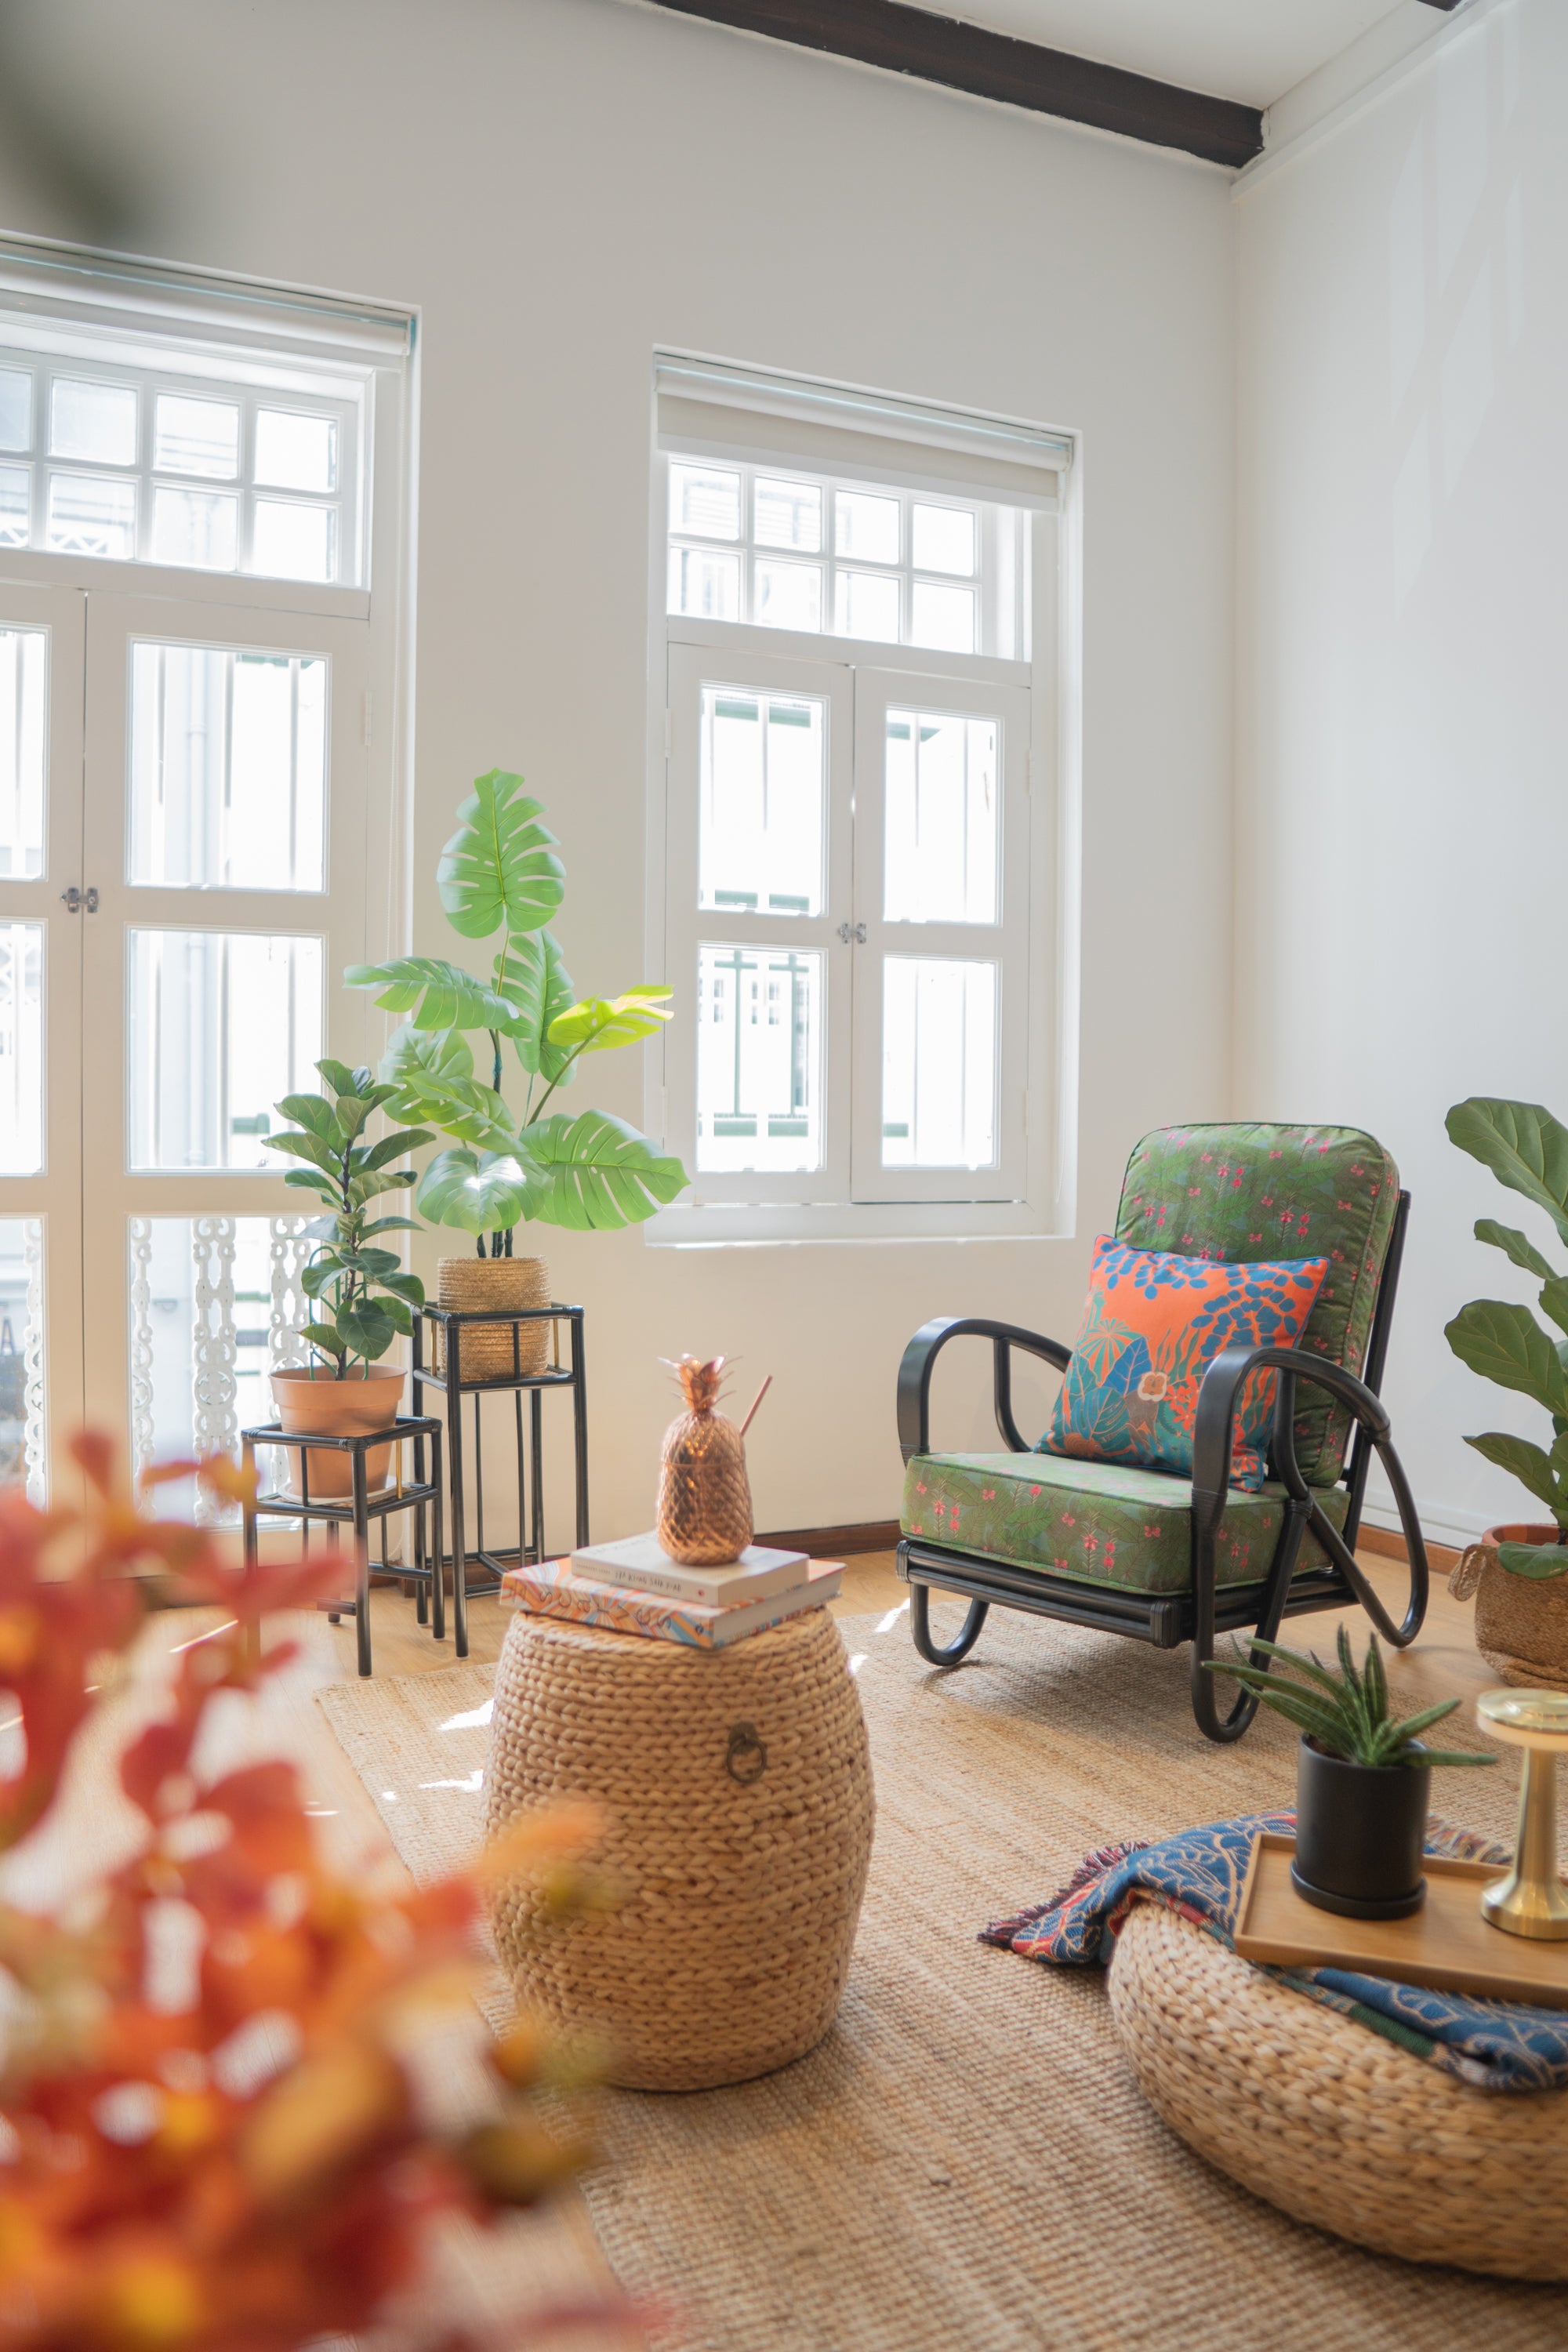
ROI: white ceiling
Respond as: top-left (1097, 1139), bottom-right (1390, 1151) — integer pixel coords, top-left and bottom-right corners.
top-left (901, 0), bottom-right (1417, 109)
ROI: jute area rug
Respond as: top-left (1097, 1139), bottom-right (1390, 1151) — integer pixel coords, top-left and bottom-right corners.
top-left (317, 1606), bottom-right (1568, 2352)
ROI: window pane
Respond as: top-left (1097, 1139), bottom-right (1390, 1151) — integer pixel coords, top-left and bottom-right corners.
top-left (0, 1216), bottom-right (45, 1501)
top-left (836, 569), bottom-right (900, 643)
top-left (670, 462), bottom-right (740, 541)
top-left (251, 499), bottom-right (334, 583)
top-left (836, 490), bottom-right (899, 564)
top-left (699, 687), bottom-right (825, 919)
top-left (881, 956), bottom-right (996, 1170)
top-left (912, 504), bottom-right (975, 575)
top-left (254, 408), bottom-right (337, 493)
top-left (910, 581), bottom-right (976, 655)
top-left (754, 557), bottom-right (822, 633)
top-left (0, 921), bottom-right (44, 1174)
top-left (0, 627), bottom-right (47, 882)
top-left (126, 929), bottom-right (324, 1171)
top-left (696, 943), bottom-right (822, 1174)
top-left (154, 393), bottom-right (240, 480)
top-left (129, 643), bottom-right (327, 892)
top-left (755, 477), bottom-right (822, 552)
top-left (0, 370), bottom-right (30, 452)
top-left (668, 544), bottom-right (739, 622)
top-left (47, 472), bottom-right (136, 559)
top-left (151, 485), bottom-right (238, 572)
top-left (0, 466), bottom-right (27, 547)
top-left (49, 377), bottom-right (137, 466)
top-left (883, 710), bottom-right (999, 926)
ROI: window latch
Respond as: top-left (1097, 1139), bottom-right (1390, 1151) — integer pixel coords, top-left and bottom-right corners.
top-left (837, 920), bottom-right (867, 945)
top-left (60, 886), bottom-right (100, 914)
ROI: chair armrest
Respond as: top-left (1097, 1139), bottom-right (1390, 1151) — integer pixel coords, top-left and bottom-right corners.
top-left (896, 1316), bottom-right (1071, 1465)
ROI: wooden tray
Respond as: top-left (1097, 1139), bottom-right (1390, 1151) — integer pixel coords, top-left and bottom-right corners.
top-left (1234, 1831), bottom-right (1568, 2009)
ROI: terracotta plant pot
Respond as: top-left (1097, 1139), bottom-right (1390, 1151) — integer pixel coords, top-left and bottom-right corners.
top-left (435, 1256), bottom-right (551, 1383)
top-left (1461, 1523), bottom-right (1568, 1690)
top-left (270, 1364), bottom-right (405, 1501)
top-left (1291, 1735), bottom-right (1430, 1919)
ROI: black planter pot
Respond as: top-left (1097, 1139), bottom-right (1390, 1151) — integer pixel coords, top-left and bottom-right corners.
top-left (1291, 1737), bottom-right (1431, 1920)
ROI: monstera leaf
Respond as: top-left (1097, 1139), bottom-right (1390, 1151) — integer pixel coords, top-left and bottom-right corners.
top-left (346, 956), bottom-right (515, 1033)
top-left (1448, 1099), bottom-right (1568, 1250)
top-left (517, 1110), bottom-right (687, 1231)
top-left (493, 930), bottom-right (576, 1084)
top-left (437, 771), bottom-right (565, 940)
top-left (416, 1146), bottom-right (537, 1236)
top-left (546, 986), bottom-right (674, 1059)
top-left (377, 1022), bottom-right (514, 1150)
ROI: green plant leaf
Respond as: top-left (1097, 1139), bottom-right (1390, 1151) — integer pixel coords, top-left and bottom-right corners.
top-left (1418, 1750), bottom-right (1498, 1768)
top-left (380, 1271), bottom-right (425, 1308)
top-left (416, 1146), bottom-right (535, 1236)
top-left (360, 1215), bottom-right (421, 1237)
top-left (1384, 1696), bottom-right (1464, 1743)
top-left (1475, 1218), bottom-right (1558, 1282)
top-left (356, 1128), bottom-right (434, 1173)
top-left (517, 1110), bottom-right (688, 1231)
top-left (282, 1168), bottom-right (339, 1203)
top-left (346, 956), bottom-right (515, 1033)
top-left (1540, 1277), bottom-right (1568, 1341)
top-left (1234, 1638), bottom-right (1346, 1695)
top-left (316, 1058), bottom-right (371, 1098)
top-left (385, 1070), bottom-right (516, 1152)
top-left (1445, 1299), bottom-right (1568, 1417)
top-left (336, 1295), bottom-right (400, 1361)
top-left (546, 985), bottom-right (675, 1058)
top-left (347, 1167), bottom-right (419, 1207)
top-left (1462, 1429), bottom-right (1563, 1512)
top-left (1497, 1540), bottom-right (1568, 1581)
top-left (437, 771), bottom-right (565, 941)
top-left (380, 1021), bottom-right (474, 1086)
top-left (265, 1129), bottom-right (339, 1176)
top-left (275, 1093), bottom-right (339, 1142)
top-left (1446, 1098), bottom-right (1568, 1250)
top-left (495, 930), bottom-right (576, 1083)
top-left (300, 1319), bottom-right (347, 1359)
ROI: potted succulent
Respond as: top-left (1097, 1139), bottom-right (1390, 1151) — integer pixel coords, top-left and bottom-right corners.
top-left (1445, 1097), bottom-right (1568, 1686)
top-left (1209, 1627), bottom-right (1494, 1917)
top-left (265, 1058), bottom-right (430, 1496)
top-left (347, 769), bottom-right (687, 1381)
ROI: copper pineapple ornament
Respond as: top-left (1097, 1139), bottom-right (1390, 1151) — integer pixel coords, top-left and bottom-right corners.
top-left (657, 1356), bottom-right (753, 1565)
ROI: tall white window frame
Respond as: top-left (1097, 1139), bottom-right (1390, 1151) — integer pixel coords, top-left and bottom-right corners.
top-left (647, 358), bottom-right (1069, 1245)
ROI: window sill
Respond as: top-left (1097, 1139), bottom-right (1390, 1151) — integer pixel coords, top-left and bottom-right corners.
top-left (643, 1197), bottom-right (1062, 1247)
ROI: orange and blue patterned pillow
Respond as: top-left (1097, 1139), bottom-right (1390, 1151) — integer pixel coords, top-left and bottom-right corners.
top-left (1040, 1235), bottom-right (1328, 1492)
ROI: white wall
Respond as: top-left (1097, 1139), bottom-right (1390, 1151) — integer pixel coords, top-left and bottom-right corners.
top-left (1236, 0), bottom-right (1567, 1544)
top-left (2, 0), bottom-right (1236, 1536)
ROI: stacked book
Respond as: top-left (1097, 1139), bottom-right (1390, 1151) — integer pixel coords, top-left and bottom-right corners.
top-left (500, 1533), bottom-right (842, 1648)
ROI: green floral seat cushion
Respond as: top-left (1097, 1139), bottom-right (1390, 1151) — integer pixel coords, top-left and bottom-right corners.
top-left (1114, 1123), bottom-right (1398, 1486)
top-left (901, 1450), bottom-right (1352, 1596)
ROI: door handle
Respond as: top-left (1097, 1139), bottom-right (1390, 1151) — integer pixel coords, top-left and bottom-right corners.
top-left (60, 886), bottom-right (100, 913)
top-left (837, 920), bottom-right (867, 944)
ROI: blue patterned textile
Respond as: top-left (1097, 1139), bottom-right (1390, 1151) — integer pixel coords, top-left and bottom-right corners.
top-left (982, 1814), bottom-right (1568, 2092)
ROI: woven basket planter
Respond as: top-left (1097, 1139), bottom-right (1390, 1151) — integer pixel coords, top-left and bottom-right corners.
top-left (482, 1606), bottom-right (875, 2090)
top-left (1107, 1901), bottom-right (1568, 2279)
top-left (1450, 1524), bottom-right (1568, 1690)
top-left (435, 1255), bottom-right (551, 1383)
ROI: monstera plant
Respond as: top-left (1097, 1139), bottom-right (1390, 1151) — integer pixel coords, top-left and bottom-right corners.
top-left (1445, 1097), bottom-right (1568, 1580)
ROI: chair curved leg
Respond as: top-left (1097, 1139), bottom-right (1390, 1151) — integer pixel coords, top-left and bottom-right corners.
top-left (909, 1581), bottom-right (989, 1667)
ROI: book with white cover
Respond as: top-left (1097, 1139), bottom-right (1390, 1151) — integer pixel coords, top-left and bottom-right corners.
top-left (571, 1530), bottom-right (811, 1609)
top-left (502, 1560), bottom-right (844, 1648)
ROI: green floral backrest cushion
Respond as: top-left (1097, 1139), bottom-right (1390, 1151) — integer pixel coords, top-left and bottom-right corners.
top-left (1113, 1123), bottom-right (1399, 1487)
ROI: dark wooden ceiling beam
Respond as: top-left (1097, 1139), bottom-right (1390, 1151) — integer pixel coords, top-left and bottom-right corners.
top-left (637, 0), bottom-right (1265, 169)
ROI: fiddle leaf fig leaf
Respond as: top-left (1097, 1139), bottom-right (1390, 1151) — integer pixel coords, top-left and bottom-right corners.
top-left (1497, 1541), bottom-right (1568, 1580)
top-left (1444, 1300), bottom-right (1568, 1417)
top-left (1462, 1430), bottom-right (1563, 1512)
top-left (1540, 1277), bottom-right (1568, 1341)
top-left (345, 956), bottom-right (514, 1033)
top-left (1475, 1218), bottom-right (1558, 1282)
top-left (547, 985), bottom-right (674, 1058)
top-left (1447, 1098), bottom-right (1568, 1250)
top-left (437, 770), bottom-right (565, 940)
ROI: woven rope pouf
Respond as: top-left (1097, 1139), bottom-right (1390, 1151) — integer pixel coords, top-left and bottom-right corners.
top-left (482, 1604), bottom-right (875, 2091)
top-left (1107, 1901), bottom-right (1568, 2280)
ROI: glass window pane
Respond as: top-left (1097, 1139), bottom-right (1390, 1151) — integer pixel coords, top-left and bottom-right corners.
top-left (254, 408), bottom-right (337, 493)
top-left (126, 929), bottom-right (324, 1171)
top-left (881, 956), bottom-right (996, 1170)
top-left (0, 627), bottom-right (48, 882)
top-left (151, 485), bottom-right (238, 572)
top-left (0, 920), bottom-right (44, 1174)
top-left (0, 370), bottom-right (30, 452)
top-left (0, 466), bottom-right (27, 547)
top-left (755, 477), bottom-right (822, 552)
top-left (668, 544), bottom-right (739, 622)
top-left (0, 1216), bottom-right (45, 1503)
top-left (883, 710), bottom-right (1000, 926)
top-left (836, 569), bottom-right (900, 643)
top-left (754, 557), bottom-right (822, 633)
top-left (129, 643), bottom-right (327, 892)
top-left (912, 504), bottom-right (975, 575)
top-left (696, 942), bottom-right (822, 1174)
top-left (910, 581), bottom-right (976, 655)
top-left (836, 490), bottom-right (899, 565)
top-left (154, 393), bottom-right (240, 480)
top-left (251, 499), bottom-right (334, 583)
top-left (47, 471), bottom-right (136, 559)
top-left (699, 687), bottom-right (825, 919)
top-left (49, 377), bottom-right (138, 466)
top-left (670, 462), bottom-right (740, 541)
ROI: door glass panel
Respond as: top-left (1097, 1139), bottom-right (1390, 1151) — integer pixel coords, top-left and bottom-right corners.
top-left (151, 486), bottom-right (239, 572)
top-left (154, 393), bottom-right (240, 479)
top-left (696, 942), bottom-right (822, 1174)
top-left (883, 709), bottom-right (999, 925)
top-left (47, 472), bottom-right (136, 559)
top-left (0, 920), bottom-right (43, 1174)
top-left (881, 956), bottom-right (996, 1170)
top-left (1, 626), bottom-right (47, 880)
top-left (0, 467), bottom-right (27, 546)
top-left (0, 1217), bottom-right (45, 1502)
top-left (254, 409), bottom-right (336, 493)
top-left (699, 687), bottom-right (825, 918)
top-left (129, 642), bottom-right (328, 891)
top-left (49, 377), bottom-right (138, 467)
top-left (126, 928), bottom-right (324, 1171)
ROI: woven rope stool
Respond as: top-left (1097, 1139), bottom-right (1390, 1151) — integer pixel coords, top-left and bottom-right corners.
top-left (1107, 1902), bottom-right (1568, 2279)
top-left (482, 1605), bottom-right (875, 2091)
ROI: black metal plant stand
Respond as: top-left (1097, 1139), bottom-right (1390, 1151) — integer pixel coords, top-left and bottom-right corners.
top-left (239, 1415), bottom-right (445, 1680)
top-left (412, 1302), bottom-right (589, 1661)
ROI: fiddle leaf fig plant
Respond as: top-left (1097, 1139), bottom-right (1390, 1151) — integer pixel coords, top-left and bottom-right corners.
top-left (347, 771), bottom-right (688, 1253)
top-left (1445, 1096), bottom-right (1568, 1578)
